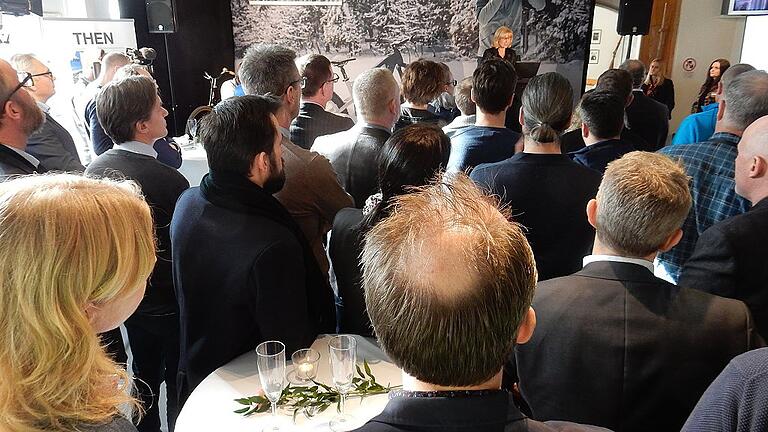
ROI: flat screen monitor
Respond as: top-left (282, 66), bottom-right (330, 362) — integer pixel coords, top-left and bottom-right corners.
top-left (724, 0), bottom-right (768, 15)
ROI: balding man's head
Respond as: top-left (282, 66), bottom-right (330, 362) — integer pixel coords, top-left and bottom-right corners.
top-left (352, 68), bottom-right (400, 127)
top-left (619, 59), bottom-right (646, 89)
top-left (735, 115), bottom-right (768, 202)
top-left (722, 70), bottom-right (768, 132)
top-left (99, 52), bottom-right (131, 84)
top-left (362, 174), bottom-right (537, 387)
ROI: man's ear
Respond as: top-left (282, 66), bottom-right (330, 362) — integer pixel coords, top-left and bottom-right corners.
top-left (717, 100), bottom-right (726, 122)
top-left (286, 83), bottom-right (299, 106)
top-left (516, 307), bottom-right (537, 345)
top-left (518, 107), bottom-right (525, 129)
top-left (470, 88), bottom-right (476, 104)
top-left (581, 123), bottom-right (590, 139)
top-left (717, 81), bottom-right (724, 95)
top-left (505, 92), bottom-right (515, 110)
top-left (134, 119), bottom-right (149, 136)
top-left (586, 198), bottom-right (598, 229)
top-left (4, 99), bottom-right (24, 121)
top-left (751, 155), bottom-right (766, 179)
top-left (659, 228), bottom-right (683, 252)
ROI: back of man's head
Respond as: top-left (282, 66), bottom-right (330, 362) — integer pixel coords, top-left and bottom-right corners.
top-left (722, 70), bottom-right (768, 132)
top-left (352, 68), bottom-right (399, 124)
top-left (596, 152), bottom-right (691, 257)
top-left (96, 76), bottom-right (157, 144)
top-left (9, 53), bottom-right (38, 77)
top-left (239, 44), bottom-right (298, 97)
top-left (721, 63), bottom-right (755, 89)
top-left (199, 95), bottom-right (281, 176)
top-left (579, 91), bottom-right (625, 140)
top-left (472, 58), bottom-right (517, 115)
top-left (114, 64), bottom-right (151, 81)
top-left (619, 59), bottom-right (646, 89)
top-left (362, 174), bottom-right (536, 387)
top-left (297, 54), bottom-right (331, 98)
top-left (454, 77), bottom-right (475, 116)
top-left (595, 69), bottom-right (633, 103)
top-left (99, 52), bottom-right (131, 83)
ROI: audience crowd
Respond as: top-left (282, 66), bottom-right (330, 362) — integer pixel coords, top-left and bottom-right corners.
top-left (2, 43), bottom-right (768, 432)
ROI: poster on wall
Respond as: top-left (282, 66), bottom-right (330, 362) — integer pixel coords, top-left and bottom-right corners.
top-left (230, 0), bottom-right (594, 106)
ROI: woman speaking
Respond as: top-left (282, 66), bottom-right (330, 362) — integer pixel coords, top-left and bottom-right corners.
top-left (482, 26), bottom-right (519, 64)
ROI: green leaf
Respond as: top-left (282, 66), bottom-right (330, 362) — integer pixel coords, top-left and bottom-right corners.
top-left (234, 407), bottom-right (250, 414)
top-left (363, 360), bottom-right (372, 377)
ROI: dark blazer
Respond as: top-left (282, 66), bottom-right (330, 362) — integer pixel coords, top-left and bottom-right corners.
top-left (0, 144), bottom-right (47, 178)
top-left (290, 102), bottom-right (354, 150)
top-left (626, 90), bottom-right (669, 151)
top-left (482, 47), bottom-right (519, 64)
top-left (568, 138), bottom-right (634, 174)
top-left (515, 261), bottom-right (759, 432)
top-left (642, 78), bottom-right (675, 118)
top-left (560, 128), bottom-right (648, 155)
top-left (355, 391), bottom-right (610, 432)
top-left (681, 198), bottom-right (768, 339)
top-left (470, 153), bottom-right (601, 281)
top-left (394, 107), bottom-right (446, 132)
top-left (329, 208), bottom-right (372, 336)
top-left (26, 111), bottom-right (84, 172)
top-left (312, 125), bottom-right (390, 208)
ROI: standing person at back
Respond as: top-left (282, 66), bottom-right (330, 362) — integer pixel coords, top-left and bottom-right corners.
top-left (86, 75), bottom-right (189, 432)
top-left (312, 68), bottom-right (401, 208)
top-left (289, 54), bottom-right (354, 150)
top-left (657, 70), bottom-right (768, 283)
top-left (619, 59), bottom-right (669, 151)
top-left (447, 58), bottom-right (520, 173)
top-left (239, 43), bottom-right (353, 277)
top-left (471, 72), bottom-right (601, 281)
top-left (10, 53), bottom-right (84, 172)
top-left (515, 152), bottom-right (759, 432)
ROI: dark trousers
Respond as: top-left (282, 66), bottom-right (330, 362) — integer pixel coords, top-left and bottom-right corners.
top-left (125, 311), bottom-right (181, 432)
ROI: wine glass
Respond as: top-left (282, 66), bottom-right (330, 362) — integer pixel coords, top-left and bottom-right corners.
top-left (329, 335), bottom-right (357, 431)
top-left (256, 341), bottom-right (286, 431)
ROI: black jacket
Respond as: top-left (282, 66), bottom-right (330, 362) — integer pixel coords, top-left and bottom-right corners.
top-left (625, 90), bottom-right (669, 151)
top-left (0, 144), bottom-right (46, 178)
top-left (290, 102), bottom-right (354, 150)
top-left (312, 125), bottom-right (390, 208)
top-left (515, 261), bottom-right (759, 432)
top-left (642, 78), bottom-right (675, 119)
top-left (681, 197), bottom-right (768, 339)
top-left (568, 138), bottom-right (634, 174)
top-left (394, 107), bottom-right (446, 132)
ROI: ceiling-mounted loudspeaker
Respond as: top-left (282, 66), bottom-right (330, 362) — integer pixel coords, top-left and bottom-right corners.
top-left (617, 0), bottom-right (654, 36)
top-left (146, 0), bottom-right (176, 33)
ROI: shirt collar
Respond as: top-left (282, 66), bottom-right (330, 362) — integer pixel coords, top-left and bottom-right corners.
top-left (709, 132), bottom-right (741, 145)
top-left (279, 126), bottom-right (290, 139)
top-left (358, 121), bottom-right (391, 133)
top-left (2, 144), bottom-right (39, 167)
top-left (584, 254), bottom-right (654, 273)
top-left (36, 101), bottom-right (50, 114)
top-left (115, 140), bottom-right (158, 158)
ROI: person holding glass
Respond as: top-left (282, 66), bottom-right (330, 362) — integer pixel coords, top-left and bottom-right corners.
top-left (0, 174), bottom-right (157, 432)
top-left (482, 26), bottom-right (519, 64)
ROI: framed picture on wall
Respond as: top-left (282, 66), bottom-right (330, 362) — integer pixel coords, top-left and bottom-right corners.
top-left (589, 49), bottom-right (600, 64)
top-left (591, 29), bottom-right (602, 44)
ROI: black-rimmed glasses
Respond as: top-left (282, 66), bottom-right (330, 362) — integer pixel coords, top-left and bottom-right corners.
top-left (0, 72), bottom-right (33, 109)
top-left (446, 79), bottom-right (457, 86)
top-left (284, 78), bottom-right (304, 95)
top-left (31, 70), bottom-right (54, 81)
top-left (326, 73), bottom-right (340, 84)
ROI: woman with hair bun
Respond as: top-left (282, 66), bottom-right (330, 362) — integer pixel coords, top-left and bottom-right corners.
top-left (470, 72), bottom-right (602, 281)
top-left (0, 174), bottom-right (156, 432)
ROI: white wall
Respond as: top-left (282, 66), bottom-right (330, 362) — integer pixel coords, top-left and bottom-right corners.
top-left (669, 0), bottom-right (746, 132)
top-left (741, 15), bottom-right (768, 71)
top-left (586, 5), bottom-right (642, 90)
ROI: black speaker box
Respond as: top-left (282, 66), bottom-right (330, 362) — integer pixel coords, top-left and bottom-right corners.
top-left (617, 0), bottom-right (654, 36)
top-left (146, 0), bottom-right (176, 33)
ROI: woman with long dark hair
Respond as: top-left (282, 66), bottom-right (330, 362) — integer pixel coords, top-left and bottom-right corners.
top-left (328, 124), bottom-right (451, 336)
top-left (692, 58), bottom-right (730, 113)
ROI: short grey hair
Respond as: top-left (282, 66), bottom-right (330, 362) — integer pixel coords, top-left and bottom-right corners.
top-left (721, 63), bottom-right (756, 89)
top-left (9, 53), bottom-right (39, 74)
top-left (619, 59), bottom-right (646, 89)
top-left (239, 44), bottom-right (298, 97)
top-left (96, 76), bottom-right (157, 144)
top-left (113, 64), bottom-right (150, 81)
top-left (454, 77), bottom-right (475, 115)
top-left (723, 70), bottom-right (768, 131)
top-left (352, 68), bottom-right (399, 120)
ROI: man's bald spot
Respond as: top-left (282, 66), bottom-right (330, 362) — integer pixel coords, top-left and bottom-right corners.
top-left (740, 115), bottom-right (768, 158)
top-left (0, 59), bottom-right (18, 97)
top-left (102, 52), bottom-right (130, 70)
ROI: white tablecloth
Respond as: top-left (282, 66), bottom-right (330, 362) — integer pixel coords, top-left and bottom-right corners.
top-left (175, 335), bottom-right (401, 431)
top-left (177, 147), bottom-right (208, 187)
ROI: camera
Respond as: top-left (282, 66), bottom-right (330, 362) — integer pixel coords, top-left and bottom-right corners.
top-left (126, 47), bottom-right (157, 66)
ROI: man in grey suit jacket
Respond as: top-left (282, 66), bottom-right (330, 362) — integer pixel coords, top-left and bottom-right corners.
top-left (515, 152), bottom-right (760, 432)
top-left (289, 54), bottom-right (354, 150)
top-left (11, 54), bottom-right (84, 172)
top-left (312, 68), bottom-right (401, 208)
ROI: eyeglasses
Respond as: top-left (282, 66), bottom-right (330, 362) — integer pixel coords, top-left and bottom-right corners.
top-left (283, 77), bottom-right (305, 95)
top-left (326, 73), bottom-right (340, 84)
top-left (0, 72), bottom-right (33, 109)
top-left (446, 79), bottom-right (457, 86)
top-left (31, 70), bottom-right (54, 81)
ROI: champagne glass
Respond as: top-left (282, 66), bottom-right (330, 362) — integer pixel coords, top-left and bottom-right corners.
top-left (329, 335), bottom-right (357, 431)
top-left (256, 341), bottom-right (286, 431)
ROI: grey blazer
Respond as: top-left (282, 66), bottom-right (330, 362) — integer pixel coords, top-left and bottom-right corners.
top-left (26, 112), bottom-right (84, 172)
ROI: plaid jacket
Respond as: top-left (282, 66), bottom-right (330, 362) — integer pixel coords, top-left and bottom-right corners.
top-left (657, 132), bottom-right (751, 282)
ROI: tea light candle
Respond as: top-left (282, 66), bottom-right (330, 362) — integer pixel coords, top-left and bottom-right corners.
top-left (298, 362), bottom-right (314, 379)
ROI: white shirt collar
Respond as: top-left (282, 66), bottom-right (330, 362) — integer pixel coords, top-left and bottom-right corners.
top-left (36, 101), bottom-right (50, 114)
top-left (3, 144), bottom-right (39, 167)
top-left (583, 254), bottom-right (655, 273)
top-left (115, 140), bottom-right (158, 158)
top-left (279, 126), bottom-right (290, 139)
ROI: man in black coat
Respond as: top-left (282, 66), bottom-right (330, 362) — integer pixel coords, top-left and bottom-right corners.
top-left (620, 59), bottom-right (669, 151)
top-left (353, 175), bottom-right (606, 432)
top-left (312, 68), bottom-right (400, 208)
top-left (171, 96), bottom-right (335, 406)
top-left (681, 115), bottom-right (768, 340)
top-left (0, 58), bottom-right (47, 178)
top-left (290, 54), bottom-right (354, 150)
top-left (515, 152), bottom-right (759, 432)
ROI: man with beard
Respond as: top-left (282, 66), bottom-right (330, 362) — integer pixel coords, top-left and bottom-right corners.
top-left (0, 59), bottom-right (46, 177)
top-left (171, 95), bottom-right (323, 405)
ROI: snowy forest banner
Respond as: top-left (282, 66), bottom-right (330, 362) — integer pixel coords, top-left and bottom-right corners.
top-left (231, 0), bottom-right (594, 104)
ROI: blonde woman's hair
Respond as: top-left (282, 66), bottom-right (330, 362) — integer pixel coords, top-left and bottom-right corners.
top-left (644, 58), bottom-right (666, 86)
top-left (492, 26), bottom-right (514, 49)
top-left (0, 174), bottom-right (156, 431)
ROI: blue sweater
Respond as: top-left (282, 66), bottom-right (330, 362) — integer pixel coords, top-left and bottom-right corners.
top-left (447, 125), bottom-right (520, 173)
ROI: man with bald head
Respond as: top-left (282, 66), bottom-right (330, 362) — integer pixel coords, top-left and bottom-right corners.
top-left (0, 59), bottom-right (46, 177)
top-left (681, 115), bottom-right (768, 340)
top-left (312, 68), bottom-right (400, 207)
top-left (11, 53), bottom-right (84, 172)
top-left (658, 70), bottom-right (768, 283)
